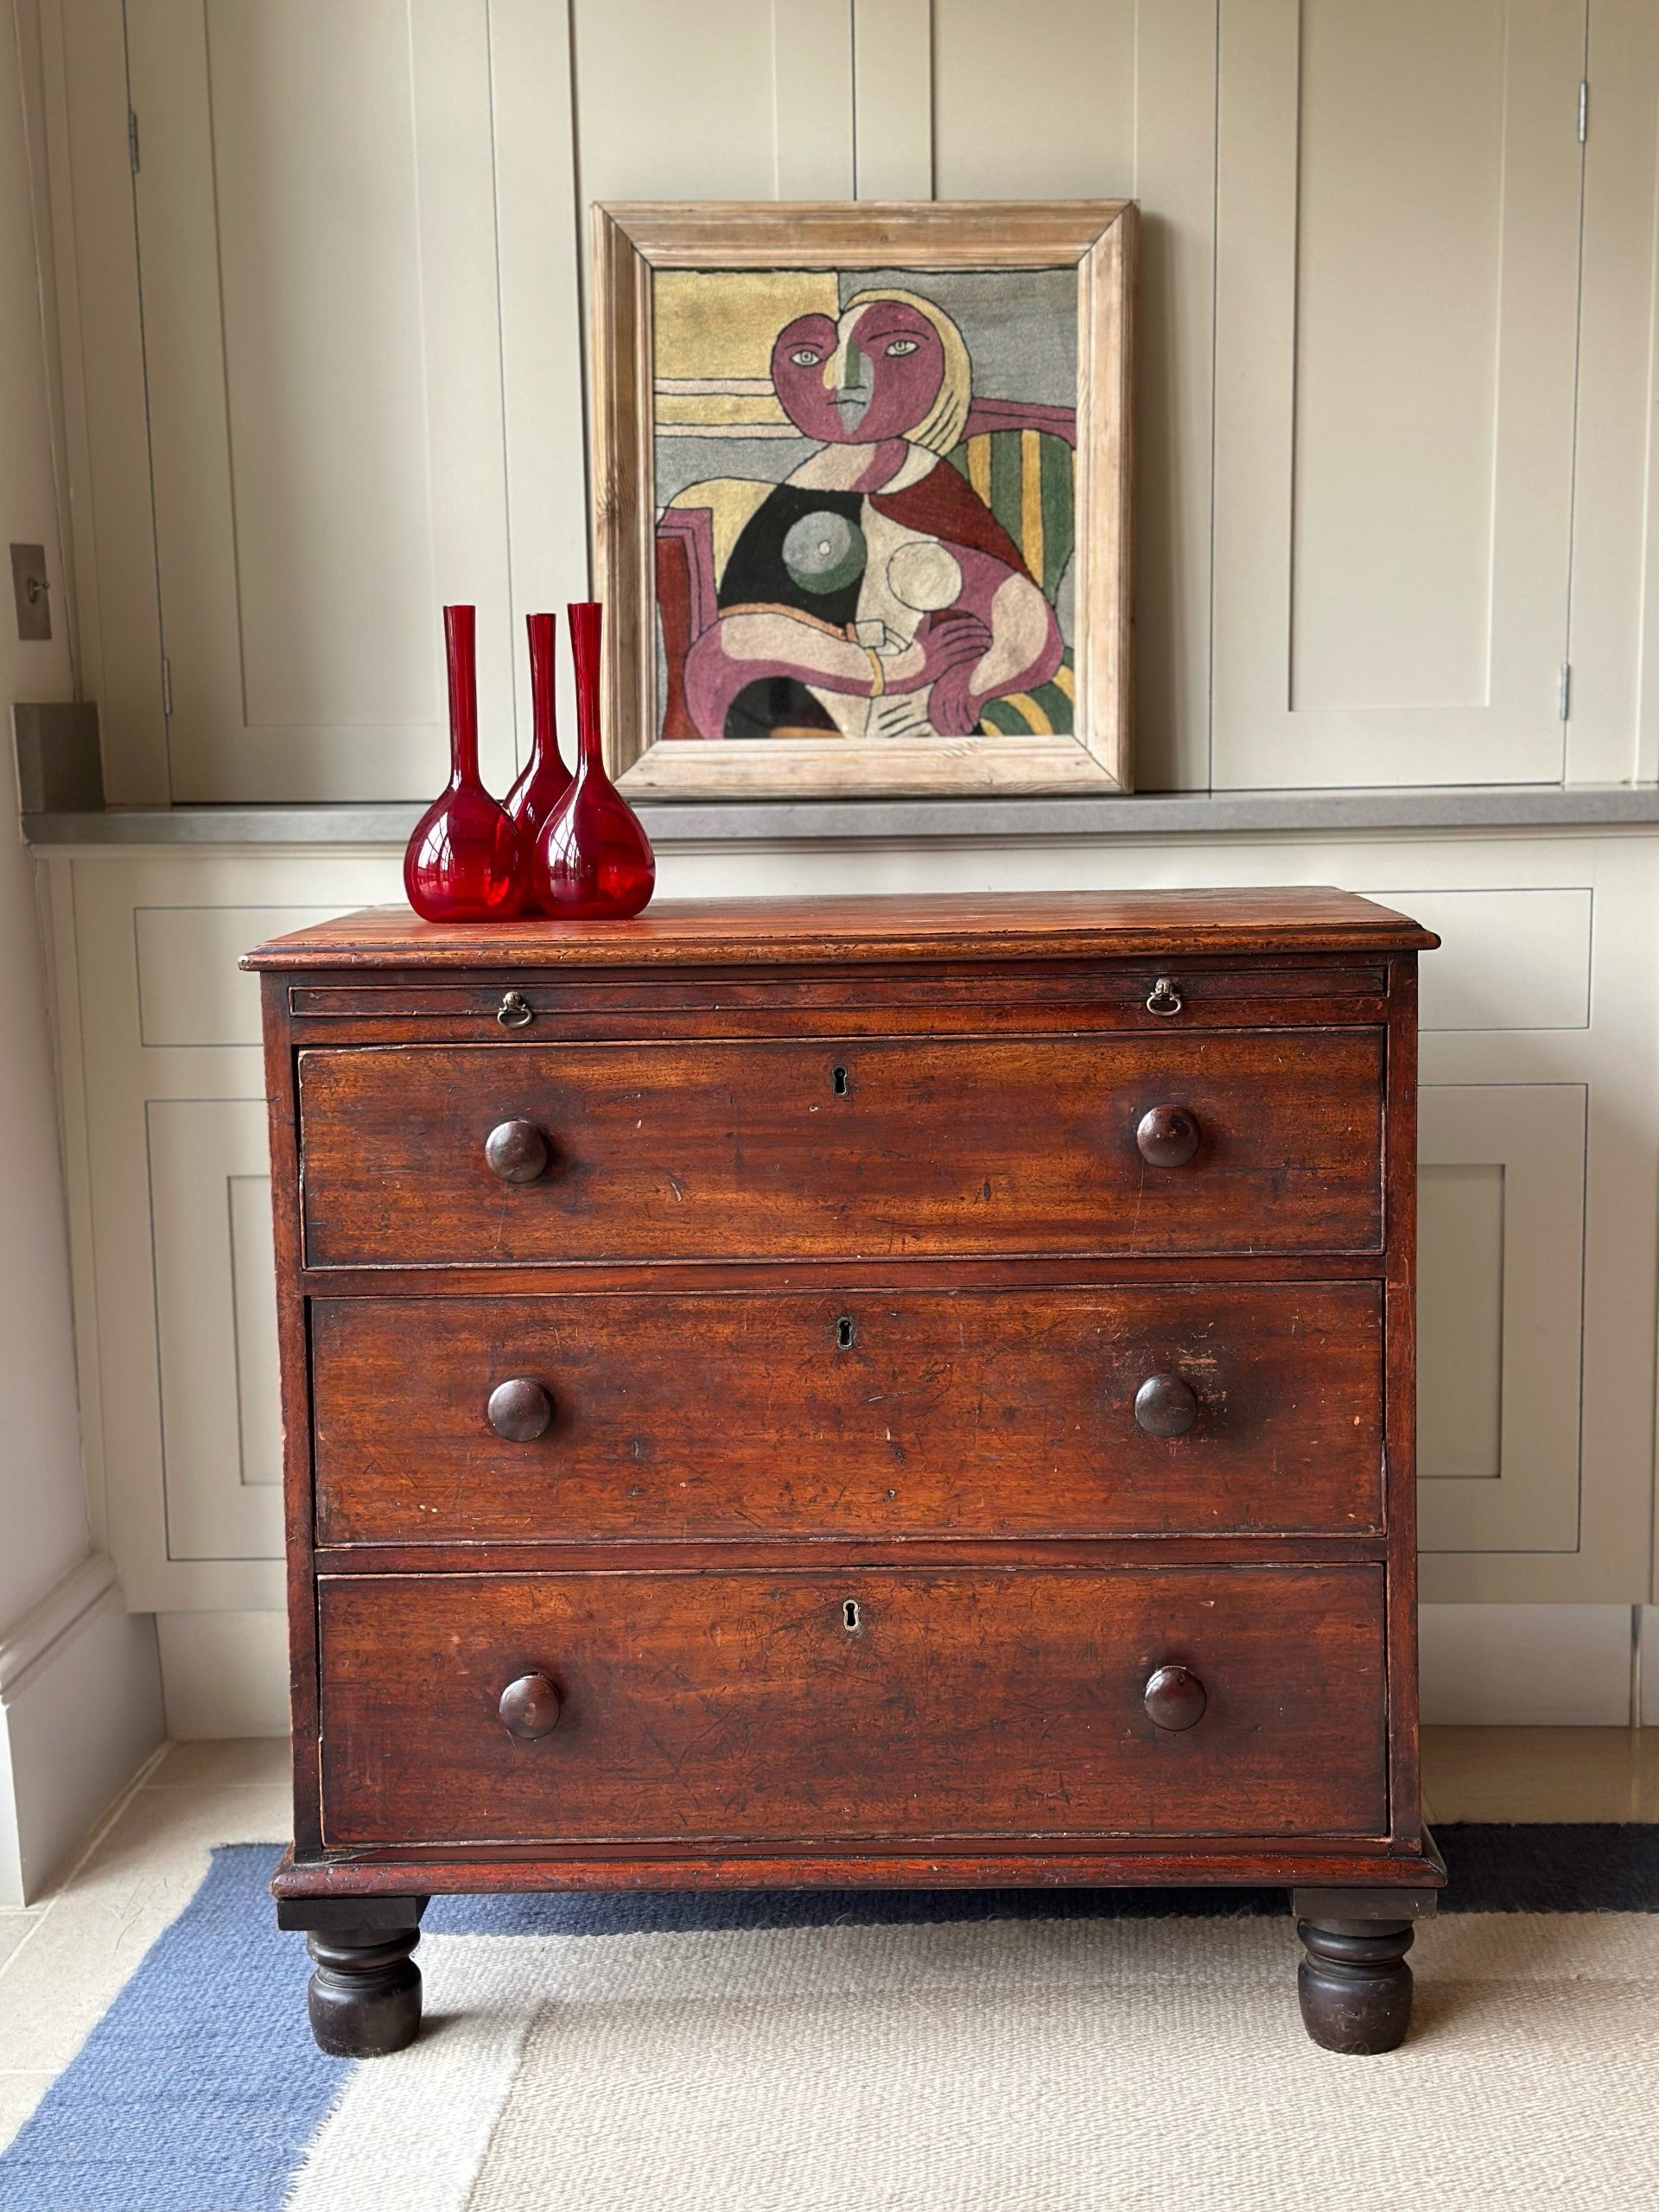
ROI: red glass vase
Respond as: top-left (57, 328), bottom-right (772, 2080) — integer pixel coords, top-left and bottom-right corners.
top-left (534, 601), bottom-right (655, 919)
top-left (404, 605), bottom-right (528, 923)
top-left (503, 612), bottom-right (574, 914)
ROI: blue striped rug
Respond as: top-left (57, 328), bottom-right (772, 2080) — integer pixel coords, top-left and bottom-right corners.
top-left (0, 1829), bottom-right (1653, 2212)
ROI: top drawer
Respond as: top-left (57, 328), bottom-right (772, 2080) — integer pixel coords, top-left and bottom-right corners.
top-left (284, 958), bottom-right (1388, 1032)
top-left (297, 1031), bottom-right (1385, 1268)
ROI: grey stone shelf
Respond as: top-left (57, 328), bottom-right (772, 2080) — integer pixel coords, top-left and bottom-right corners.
top-left (22, 783), bottom-right (1659, 848)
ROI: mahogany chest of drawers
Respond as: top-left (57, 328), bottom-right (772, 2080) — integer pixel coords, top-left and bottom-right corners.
top-left (245, 887), bottom-right (1443, 2057)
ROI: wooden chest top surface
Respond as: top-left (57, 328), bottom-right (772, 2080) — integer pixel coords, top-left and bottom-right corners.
top-left (242, 887), bottom-right (1438, 971)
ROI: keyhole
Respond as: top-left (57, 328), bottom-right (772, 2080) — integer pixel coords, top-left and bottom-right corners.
top-left (842, 1599), bottom-right (861, 1632)
top-left (836, 1314), bottom-right (855, 1350)
top-left (831, 1065), bottom-right (849, 1096)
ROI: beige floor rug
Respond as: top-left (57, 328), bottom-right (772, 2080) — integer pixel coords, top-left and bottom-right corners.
top-left (285, 1910), bottom-right (1659, 2210)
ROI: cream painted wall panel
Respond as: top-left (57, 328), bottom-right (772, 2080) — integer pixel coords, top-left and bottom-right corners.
top-left (1370, 887), bottom-right (1592, 1032)
top-left (155, 1609), bottom-right (289, 1738)
top-left (1568, 0), bottom-right (1659, 782)
top-left (774, 0), bottom-right (853, 197)
top-left (574, 0), bottom-right (783, 204)
top-left (148, 1099), bottom-right (283, 1557)
top-left (1416, 1085), bottom-right (1588, 1550)
top-left (852, 0), bottom-right (930, 199)
top-left (1291, 7), bottom-right (1509, 713)
top-left (135, 905), bottom-right (336, 1046)
top-left (1213, 0), bottom-right (1586, 789)
top-left (1420, 1604), bottom-right (1636, 1724)
top-left (187, 8), bottom-right (435, 733)
top-left (124, 0), bottom-right (518, 802)
top-left (40, 0), bottom-right (168, 800)
top-left (1417, 1164), bottom-right (1504, 1478)
top-left (932, 0), bottom-right (1216, 791)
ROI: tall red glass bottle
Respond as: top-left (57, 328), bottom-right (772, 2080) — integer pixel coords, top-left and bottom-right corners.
top-left (534, 601), bottom-right (656, 919)
top-left (503, 613), bottom-right (574, 915)
top-left (404, 605), bottom-right (527, 923)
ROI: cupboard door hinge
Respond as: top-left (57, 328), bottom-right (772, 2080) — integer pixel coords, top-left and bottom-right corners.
top-left (161, 654), bottom-right (172, 719)
top-left (1559, 663), bottom-right (1572, 721)
top-left (1579, 81), bottom-right (1588, 143)
top-left (128, 109), bottom-right (140, 173)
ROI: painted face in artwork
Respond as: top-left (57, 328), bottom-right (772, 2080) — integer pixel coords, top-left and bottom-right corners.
top-left (771, 300), bottom-right (946, 445)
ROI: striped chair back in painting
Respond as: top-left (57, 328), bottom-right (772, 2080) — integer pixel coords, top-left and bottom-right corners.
top-left (944, 399), bottom-right (1076, 736)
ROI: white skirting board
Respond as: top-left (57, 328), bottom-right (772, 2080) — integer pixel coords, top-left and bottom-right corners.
top-left (0, 1555), bottom-right (165, 1904)
top-left (150, 1604), bottom-right (1659, 1743)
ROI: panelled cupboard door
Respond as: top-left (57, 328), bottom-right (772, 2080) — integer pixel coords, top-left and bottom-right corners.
top-left (931, 0), bottom-right (1216, 792)
top-left (124, 0), bottom-right (520, 802)
top-left (1212, 0), bottom-right (1586, 788)
top-left (1415, 1084), bottom-right (1587, 1553)
top-left (147, 1098), bottom-right (284, 1562)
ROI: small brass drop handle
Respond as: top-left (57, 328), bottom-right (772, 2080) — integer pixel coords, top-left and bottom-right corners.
top-left (1135, 1103), bottom-right (1200, 1168)
top-left (1146, 976), bottom-right (1183, 1016)
top-left (499, 1674), bottom-right (562, 1741)
top-left (1143, 1664), bottom-right (1207, 1732)
top-left (1135, 1373), bottom-right (1198, 1439)
top-left (486, 1377), bottom-right (553, 1443)
top-left (484, 1118), bottom-right (549, 1183)
top-left (497, 990), bottom-right (533, 1028)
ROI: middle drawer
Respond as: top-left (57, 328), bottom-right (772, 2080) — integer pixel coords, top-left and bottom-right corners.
top-left (312, 1283), bottom-right (1383, 1544)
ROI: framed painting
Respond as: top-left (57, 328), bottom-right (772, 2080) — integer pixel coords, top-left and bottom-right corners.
top-left (590, 200), bottom-right (1136, 798)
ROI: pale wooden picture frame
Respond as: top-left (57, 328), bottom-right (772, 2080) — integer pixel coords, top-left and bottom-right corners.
top-left (591, 201), bottom-right (1136, 798)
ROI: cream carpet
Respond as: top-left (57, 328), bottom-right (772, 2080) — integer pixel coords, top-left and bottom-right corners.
top-left (284, 1910), bottom-right (1659, 2210)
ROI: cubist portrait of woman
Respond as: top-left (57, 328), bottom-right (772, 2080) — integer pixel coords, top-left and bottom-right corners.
top-left (653, 267), bottom-right (1078, 747)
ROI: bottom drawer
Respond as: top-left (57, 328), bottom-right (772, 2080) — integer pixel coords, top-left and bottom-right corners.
top-left (318, 1567), bottom-right (1387, 1848)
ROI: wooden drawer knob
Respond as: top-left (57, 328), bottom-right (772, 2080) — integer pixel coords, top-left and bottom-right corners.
top-left (1135, 1373), bottom-right (1198, 1438)
top-left (499, 1674), bottom-right (562, 1740)
top-left (484, 1119), bottom-right (549, 1183)
top-left (1144, 1663), bottom-right (1207, 1732)
top-left (486, 1377), bottom-right (553, 1442)
top-left (1135, 1104), bottom-right (1200, 1167)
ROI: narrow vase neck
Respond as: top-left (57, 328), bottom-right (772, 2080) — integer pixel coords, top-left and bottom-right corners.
top-left (444, 603), bottom-right (480, 784)
top-left (526, 612), bottom-right (558, 768)
top-left (569, 601), bottom-right (606, 773)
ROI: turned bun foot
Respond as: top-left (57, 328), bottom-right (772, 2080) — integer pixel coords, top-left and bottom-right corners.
top-left (306, 1926), bottom-right (423, 2056)
top-left (1296, 1916), bottom-right (1414, 2054)
top-left (278, 1898), bottom-right (430, 2058)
